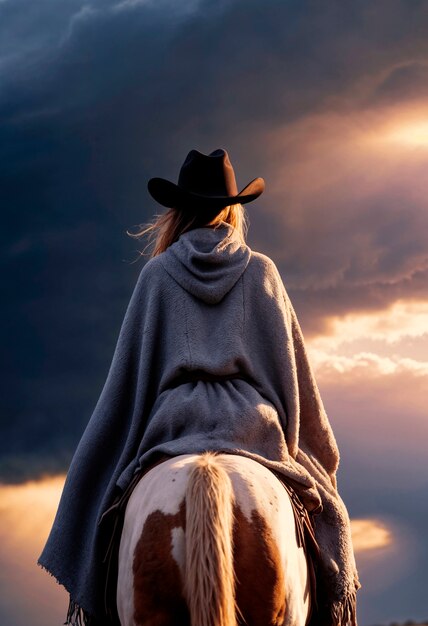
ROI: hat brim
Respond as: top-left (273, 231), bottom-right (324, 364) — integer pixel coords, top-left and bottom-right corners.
top-left (147, 176), bottom-right (265, 210)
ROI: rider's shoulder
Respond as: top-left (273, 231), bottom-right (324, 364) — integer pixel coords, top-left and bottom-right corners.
top-left (247, 250), bottom-right (283, 285)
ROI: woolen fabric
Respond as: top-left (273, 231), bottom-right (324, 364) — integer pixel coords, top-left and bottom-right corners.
top-left (37, 221), bottom-right (360, 625)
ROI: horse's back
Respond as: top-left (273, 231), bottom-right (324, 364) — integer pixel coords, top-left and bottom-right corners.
top-left (117, 453), bottom-right (310, 626)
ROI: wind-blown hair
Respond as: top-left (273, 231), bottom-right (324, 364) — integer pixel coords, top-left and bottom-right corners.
top-left (127, 203), bottom-right (249, 259)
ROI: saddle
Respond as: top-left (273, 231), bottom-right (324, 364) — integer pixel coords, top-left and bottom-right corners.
top-left (271, 470), bottom-right (321, 626)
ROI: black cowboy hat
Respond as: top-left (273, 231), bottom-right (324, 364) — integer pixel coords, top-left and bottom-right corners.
top-left (147, 148), bottom-right (265, 210)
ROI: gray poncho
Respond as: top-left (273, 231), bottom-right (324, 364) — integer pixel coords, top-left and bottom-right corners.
top-left (38, 221), bottom-right (360, 625)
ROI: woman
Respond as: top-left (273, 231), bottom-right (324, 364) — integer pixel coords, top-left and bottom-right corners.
top-left (38, 149), bottom-right (360, 626)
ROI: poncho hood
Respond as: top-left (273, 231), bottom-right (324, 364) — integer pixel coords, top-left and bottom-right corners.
top-left (159, 221), bottom-right (251, 304)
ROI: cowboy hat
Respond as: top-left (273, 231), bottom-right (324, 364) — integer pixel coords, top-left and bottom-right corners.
top-left (147, 148), bottom-right (265, 210)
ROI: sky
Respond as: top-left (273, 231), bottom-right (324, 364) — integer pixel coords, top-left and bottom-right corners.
top-left (1, 0), bottom-right (428, 624)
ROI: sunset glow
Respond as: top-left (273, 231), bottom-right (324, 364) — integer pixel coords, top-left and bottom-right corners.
top-left (0, 476), bottom-right (395, 556)
top-left (357, 102), bottom-right (428, 151)
top-left (0, 475), bottom-right (396, 626)
top-left (384, 119), bottom-right (428, 147)
top-left (0, 476), bottom-right (68, 626)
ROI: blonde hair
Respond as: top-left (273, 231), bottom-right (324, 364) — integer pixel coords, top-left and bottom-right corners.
top-left (127, 203), bottom-right (249, 259)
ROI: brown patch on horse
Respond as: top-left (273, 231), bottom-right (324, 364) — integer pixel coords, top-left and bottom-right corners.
top-left (132, 500), bottom-right (190, 626)
top-left (233, 504), bottom-right (286, 626)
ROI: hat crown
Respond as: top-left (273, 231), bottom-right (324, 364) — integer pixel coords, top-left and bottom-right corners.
top-left (178, 149), bottom-right (239, 198)
top-left (147, 148), bottom-right (264, 210)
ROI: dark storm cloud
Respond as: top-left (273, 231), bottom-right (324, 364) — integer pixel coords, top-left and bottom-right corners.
top-left (366, 60), bottom-right (428, 105)
top-left (270, 179), bottom-right (428, 335)
top-left (1, 0), bottom-right (428, 482)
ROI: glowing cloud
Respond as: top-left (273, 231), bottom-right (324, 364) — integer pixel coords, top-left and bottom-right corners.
top-left (363, 102), bottom-right (428, 150)
top-left (351, 518), bottom-right (393, 553)
top-left (307, 300), bottom-right (428, 378)
top-left (385, 120), bottom-right (428, 148)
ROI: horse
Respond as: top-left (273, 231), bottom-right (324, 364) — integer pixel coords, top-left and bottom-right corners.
top-left (116, 452), bottom-right (312, 626)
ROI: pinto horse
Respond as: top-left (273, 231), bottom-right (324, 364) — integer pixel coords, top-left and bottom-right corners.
top-left (116, 452), bottom-right (311, 626)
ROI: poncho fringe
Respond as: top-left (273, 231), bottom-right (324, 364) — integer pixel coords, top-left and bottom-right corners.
top-left (326, 589), bottom-right (359, 626)
top-left (35, 560), bottom-right (96, 626)
top-left (65, 599), bottom-right (92, 626)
